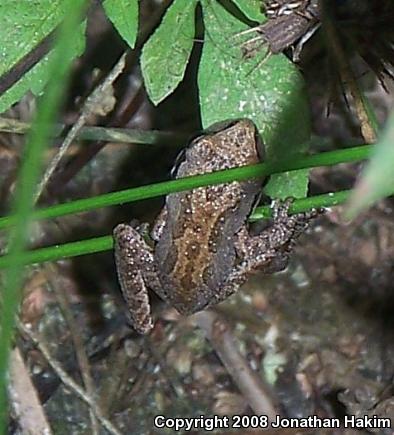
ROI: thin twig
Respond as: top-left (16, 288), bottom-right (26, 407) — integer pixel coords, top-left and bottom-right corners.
top-left (48, 263), bottom-right (99, 435)
top-left (9, 347), bottom-right (53, 435)
top-left (40, 0), bottom-right (175, 192)
top-left (17, 320), bottom-right (122, 435)
top-left (34, 53), bottom-right (127, 203)
top-left (321, 2), bottom-right (377, 143)
top-left (194, 310), bottom-right (278, 423)
top-left (0, 116), bottom-right (189, 145)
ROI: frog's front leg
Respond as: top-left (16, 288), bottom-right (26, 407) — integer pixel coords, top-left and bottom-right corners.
top-left (212, 200), bottom-right (318, 305)
top-left (113, 223), bottom-right (161, 334)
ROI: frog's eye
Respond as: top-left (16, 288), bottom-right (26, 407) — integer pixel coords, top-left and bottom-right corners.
top-left (171, 147), bottom-right (188, 178)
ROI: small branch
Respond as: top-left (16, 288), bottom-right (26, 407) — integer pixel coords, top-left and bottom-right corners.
top-left (194, 311), bottom-right (278, 422)
top-left (321, 3), bottom-right (377, 143)
top-left (0, 116), bottom-right (190, 145)
top-left (42, 0), bottom-right (176, 191)
top-left (8, 347), bottom-right (53, 435)
top-left (17, 320), bottom-right (122, 435)
top-left (34, 53), bottom-right (127, 202)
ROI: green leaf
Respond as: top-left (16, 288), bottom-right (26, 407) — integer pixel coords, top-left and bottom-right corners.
top-left (0, 0), bottom-right (85, 114)
top-left (346, 110), bottom-right (394, 218)
top-left (103, 0), bottom-right (139, 49)
top-left (141, 0), bottom-right (197, 105)
top-left (231, 0), bottom-right (266, 22)
top-left (199, 0), bottom-right (310, 199)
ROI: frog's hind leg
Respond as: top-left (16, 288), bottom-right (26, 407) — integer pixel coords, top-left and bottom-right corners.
top-left (212, 200), bottom-right (319, 305)
top-left (237, 199), bottom-right (319, 275)
top-left (113, 223), bottom-right (161, 334)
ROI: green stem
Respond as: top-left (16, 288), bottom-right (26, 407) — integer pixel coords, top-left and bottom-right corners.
top-left (250, 190), bottom-right (349, 220)
top-left (0, 190), bottom-right (350, 269)
top-left (0, 236), bottom-right (111, 268)
top-left (0, 145), bottom-right (372, 230)
top-left (0, 116), bottom-right (189, 145)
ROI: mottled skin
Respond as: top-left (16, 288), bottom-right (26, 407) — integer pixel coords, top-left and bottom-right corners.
top-left (114, 119), bottom-right (316, 334)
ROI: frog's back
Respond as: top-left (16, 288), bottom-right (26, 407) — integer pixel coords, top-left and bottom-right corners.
top-left (154, 120), bottom-right (263, 314)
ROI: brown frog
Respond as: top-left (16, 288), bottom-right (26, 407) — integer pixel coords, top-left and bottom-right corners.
top-left (114, 119), bottom-right (315, 334)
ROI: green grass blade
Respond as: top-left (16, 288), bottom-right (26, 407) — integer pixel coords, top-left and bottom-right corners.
top-left (0, 190), bottom-right (353, 269)
top-left (0, 0), bottom-right (86, 429)
top-left (346, 109), bottom-right (394, 218)
top-left (0, 143), bottom-right (373, 230)
top-left (0, 236), bottom-right (112, 268)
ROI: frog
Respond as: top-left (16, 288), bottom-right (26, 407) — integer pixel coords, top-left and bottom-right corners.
top-left (113, 119), bottom-right (317, 334)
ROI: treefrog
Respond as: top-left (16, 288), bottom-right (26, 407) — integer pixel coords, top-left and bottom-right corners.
top-left (114, 119), bottom-right (316, 333)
